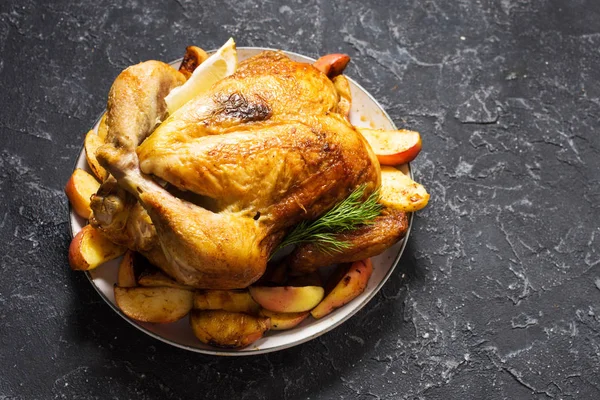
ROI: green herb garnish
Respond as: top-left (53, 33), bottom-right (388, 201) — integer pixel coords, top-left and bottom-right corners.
top-left (274, 184), bottom-right (382, 255)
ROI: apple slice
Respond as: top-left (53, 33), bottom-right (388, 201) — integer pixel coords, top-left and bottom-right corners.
top-left (64, 168), bottom-right (100, 219)
top-left (84, 129), bottom-right (108, 181)
top-left (114, 286), bottom-right (193, 323)
top-left (190, 310), bottom-right (271, 349)
top-left (68, 225), bottom-right (126, 271)
top-left (311, 259), bottom-right (373, 319)
top-left (193, 290), bottom-right (260, 314)
top-left (249, 286), bottom-right (324, 313)
top-left (379, 166), bottom-right (429, 212)
top-left (313, 53), bottom-right (350, 78)
top-left (358, 127), bottom-right (422, 166)
top-left (117, 250), bottom-right (137, 288)
top-left (259, 309), bottom-right (309, 331)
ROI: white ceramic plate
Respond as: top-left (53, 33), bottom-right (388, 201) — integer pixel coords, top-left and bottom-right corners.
top-left (69, 47), bottom-right (413, 355)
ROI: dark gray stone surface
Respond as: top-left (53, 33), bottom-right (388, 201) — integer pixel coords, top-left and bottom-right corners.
top-left (1, 0), bottom-right (599, 398)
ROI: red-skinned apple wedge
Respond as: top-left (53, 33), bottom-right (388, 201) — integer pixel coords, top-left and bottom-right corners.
top-left (311, 259), bottom-right (373, 319)
top-left (259, 309), bottom-right (310, 330)
top-left (357, 127), bottom-right (422, 166)
top-left (64, 168), bottom-right (100, 219)
top-left (249, 286), bottom-right (324, 313)
top-left (68, 225), bottom-right (126, 271)
top-left (313, 53), bottom-right (350, 78)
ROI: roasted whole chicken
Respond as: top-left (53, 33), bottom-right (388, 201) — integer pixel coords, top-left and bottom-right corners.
top-left (89, 50), bottom-right (410, 289)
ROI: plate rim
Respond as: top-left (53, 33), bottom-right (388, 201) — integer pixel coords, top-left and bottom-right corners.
top-left (68, 47), bottom-right (414, 356)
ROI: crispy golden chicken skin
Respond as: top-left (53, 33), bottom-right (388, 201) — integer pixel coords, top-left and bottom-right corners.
top-left (91, 51), bottom-right (382, 289)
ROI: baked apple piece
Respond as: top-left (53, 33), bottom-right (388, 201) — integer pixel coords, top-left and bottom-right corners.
top-left (313, 53), bottom-right (350, 78)
top-left (64, 168), bottom-right (100, 219)
top-left (190, 310), bottom-right (271, 349)
top-left (259, 309), bottom-right (310, 331)
top-left (68, 225), bottom-right (126, 271)
top-left (84, 129), bottom-right (108, 181)
top-left (311, 259), bottom-right (373, 319)
top-left (249, 286), bottom-right (324, 313)
top-left (114, 286), bottom-right (193, 323)
top-left (357, 128), bottom-right (422, 166)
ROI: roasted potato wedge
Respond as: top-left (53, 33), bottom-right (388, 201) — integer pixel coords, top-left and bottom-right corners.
top-left (190, 310), bottom-right (271, 349)
top-left (64, 168), bottom-right (100, 219)
top-left (114, 286), bottom-right (193, 323)
top-left (84, 129), bottom-right (108, 181)
top-left (96, 113), bottom-right (108, 142)
top-left (117, 250), bottom-right (137, 288)
top-left (179, 45), bottom-right (209, 79)
top-left (259, 309), bottom-right (309, 331)
top-left (68, 225), bottom-right (126, 271)
top-left (249, 286), bottom-right (324, 313)
top-left (311, 259), bottom-right (373, 319)
top-left (379, 166), bottom-right (429, 212)
top-left (193, 290), bottom-right (260, 314)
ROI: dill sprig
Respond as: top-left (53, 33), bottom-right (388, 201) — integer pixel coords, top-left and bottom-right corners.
top-left (274, 184), bottom-right (383, 255)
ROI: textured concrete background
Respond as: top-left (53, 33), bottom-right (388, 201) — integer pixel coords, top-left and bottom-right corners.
top-left (1, 0), bottom-right (599, 398)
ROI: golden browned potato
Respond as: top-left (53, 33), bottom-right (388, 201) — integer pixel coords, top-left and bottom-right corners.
top-left (117, 250), bottom-right (137, 288)
top-left (249, 286), bottom-right (324, 313)
top-left (259, 309), bottom-right (309, 331)
top-left (68, 225), bottom-right (126, 271)
top-left (311, 259), bottom-right (373, 319)
top-left (114, 286), bottom-right (193, 323)
top-left (190, 310), bottom-right (271, 348)
top-left (64, 168), bottom-right (100, 219)
top-left (378, 166), bottom-right (429, 212)
top-left (84, 129), bottom-right (108, 181)
top-left (96, 113), bottom-right (108, 142)
top-left (193, 290), bottom-right (260, 314)
top-left (137, 269), bottom-right (194, 291)
top-left (178, 46), bottom-right (209, 79)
